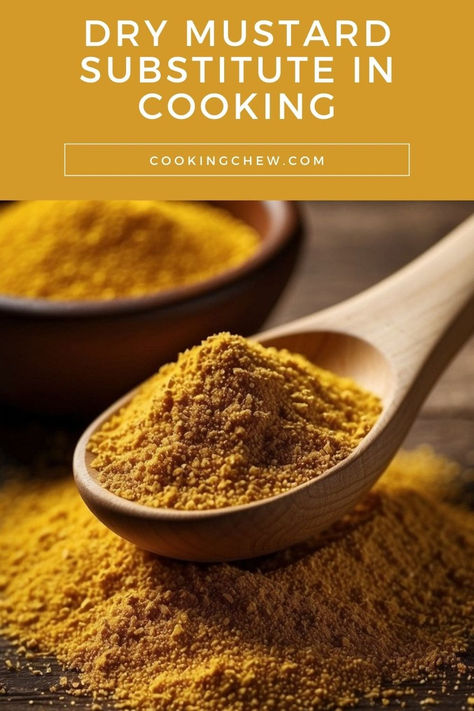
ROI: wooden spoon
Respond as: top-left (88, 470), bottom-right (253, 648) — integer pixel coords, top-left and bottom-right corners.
top-left (74, 215), bottom-right (474, 562)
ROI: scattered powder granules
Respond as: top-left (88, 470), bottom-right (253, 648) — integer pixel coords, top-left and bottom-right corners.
top-left (0, 448), bottom-right (473, 710)
top-left (0, 201), bottom-right (259, 300)
top-left (88, 333), bottom-right (382, 509)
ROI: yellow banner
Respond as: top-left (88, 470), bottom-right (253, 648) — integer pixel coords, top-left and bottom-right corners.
top-left (0, 1), bottom-right (472, 198)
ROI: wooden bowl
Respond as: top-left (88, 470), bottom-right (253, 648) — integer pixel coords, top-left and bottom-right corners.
top-left (0, 201), bottom-right (302, 416)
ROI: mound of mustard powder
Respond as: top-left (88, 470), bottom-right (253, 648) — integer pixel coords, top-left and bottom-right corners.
top-left (0, 448), bottom-right (472, 710)
top-left (89, 333), bottom-right (382, 509)
top-left (0, 201), bottom-right (259, 300)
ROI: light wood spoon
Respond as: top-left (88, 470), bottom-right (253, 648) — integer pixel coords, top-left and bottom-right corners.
top-left (74, 215), bottom-right (474, 562)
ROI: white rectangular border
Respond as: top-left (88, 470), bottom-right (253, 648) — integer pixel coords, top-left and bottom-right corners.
top-left (63, 142), bottom-right (411, 178)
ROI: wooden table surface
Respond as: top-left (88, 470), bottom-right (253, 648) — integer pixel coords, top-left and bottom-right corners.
top-left (1, 201), bottom-right (473, 710)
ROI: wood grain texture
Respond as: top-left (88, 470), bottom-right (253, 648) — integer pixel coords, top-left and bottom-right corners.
top-left (1, 201), bottom-right (473, 709)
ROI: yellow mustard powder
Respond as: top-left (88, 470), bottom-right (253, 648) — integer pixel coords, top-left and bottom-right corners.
top-left (0, 201), bottom-right (259, 300)
top-left (88, 333), bottom-right (382, 509)
top-left (0, 448), bottom-right (472, 710)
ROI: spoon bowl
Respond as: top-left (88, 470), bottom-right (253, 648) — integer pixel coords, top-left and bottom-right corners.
top-left (74, 215), bottom-right (474, 561)
top-left (260, 330), bottom-right (395, 401)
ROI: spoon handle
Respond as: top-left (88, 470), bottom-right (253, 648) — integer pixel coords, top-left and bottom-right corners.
top-left (278, 215), bottom-right (473, 383)
top-left (342, 213), bottom-right (474, 359)
top-left (261, 214), bottom-right (473, 422)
